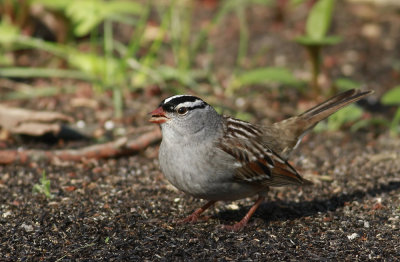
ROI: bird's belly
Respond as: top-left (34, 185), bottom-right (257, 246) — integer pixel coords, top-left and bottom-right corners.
top-left (159, 144), bottom-right (263, 201)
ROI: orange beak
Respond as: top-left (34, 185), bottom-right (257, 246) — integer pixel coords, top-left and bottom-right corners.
top-left (149, 106), bottom-right (169, 124)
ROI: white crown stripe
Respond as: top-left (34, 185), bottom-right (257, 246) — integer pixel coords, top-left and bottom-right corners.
top-left (163, 95), bottom-right (187, 103)
top-left (178, 100), bottom-right (205, 108)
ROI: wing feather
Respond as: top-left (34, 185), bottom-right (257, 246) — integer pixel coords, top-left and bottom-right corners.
top-left (218, 117), bottom-right (311, 187)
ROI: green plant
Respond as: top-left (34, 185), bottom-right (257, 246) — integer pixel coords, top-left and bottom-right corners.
top-left (0, 0), bottom-right (359, 123)
top-left (228, 67), bottom-right (304, 93)
top-left (1, 0), bottom-right (293, 114)
top-left (334, 78), bottom-right (362, 91)
top-left (0, 0), bottom-right (31, 31)
top-left (314, 103), bottom-right (363, 132)
top-left (0, 1), bottom-right (221, 115)
top-left (314, 79), bottom-right (380, 132)
top-left (33, 171), bottom-right (53, 199)
top-left (381, 86), bottom-right (400, 135)
top-left (295, 0), bottom-right (341, 95)
top-left (0, 0), bottom-right (146, 117)
top-left (192, 0), bottom-right (273, 68)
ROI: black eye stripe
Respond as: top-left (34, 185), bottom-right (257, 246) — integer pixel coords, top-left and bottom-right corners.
top-left (162, 104), bottom-right (175, 112)
top-left (163, 104), bottom-right (207, 113)
top-left (187, 104), bottom-right (207, 110)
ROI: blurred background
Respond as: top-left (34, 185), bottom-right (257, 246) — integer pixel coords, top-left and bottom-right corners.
top-left (1, 0), bottom-right (399, 145)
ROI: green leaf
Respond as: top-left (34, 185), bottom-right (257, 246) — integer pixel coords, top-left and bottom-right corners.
top-left (4, 86), bottom-right (63, 100)
top-left (329, 104), bottom-right (363, 130)
top-left (295, 35), bottom-right (341, 46)
top-left (235, 67), bottom-right (302, 87)
top-left (156, 66), bottom-right (197, 87)
top-left (33, 171), bottom-right (53, 199)
top-left (67, 51), bottom-right (121, 84)
top-left (381, 86), bottom-right (400, 105)
top-left (350, 117), bottom-right (390, 132)
top-left (0, 20), bottom-right (20, 45)
top-left (0, 67), bottom-right (92, 80)
top-left (248, 0), bottom-right (273, 5)
top-left (0, 54), bottom-right (13, 66)
top-left (390, 107), bottom-right (400, 135)
top-left (315, 104), bottom-right (363, 131)
top-left (31, 0), bottom-right (70, 10)
top-left (291, 0), bottom-right (307, 5)
top-left (334, 78), bottom-right (362, 91)
top-left (234, 112), bottom-right (253, 122)
top-left (65, 0), bottom-right (143, 36)
top-left (306, 0), bottom-right (335, 40)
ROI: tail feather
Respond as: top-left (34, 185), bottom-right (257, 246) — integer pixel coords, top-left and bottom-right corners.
top-left (298, 89), bottom-right (373, 131)
top-left (271, 89), bottom-right (373, 159)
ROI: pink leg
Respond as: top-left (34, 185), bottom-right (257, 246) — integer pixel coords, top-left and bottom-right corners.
top-left (223, 195), bottom-right (265, 231)
top-left (180, 200), bottom-right (217, 223)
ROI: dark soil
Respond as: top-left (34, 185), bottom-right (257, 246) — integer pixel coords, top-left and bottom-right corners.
top-left (1, 133), bottom-right (399, 261)
top-left (1, 1), bottom-right (400, 261)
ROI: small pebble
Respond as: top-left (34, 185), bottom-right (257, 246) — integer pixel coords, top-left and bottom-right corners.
top-left (347, 233), bottom-right (359, 241)
top-left (2, 211), bottom-right (12, 218)
top-left (226, 203), bottom-right (239, 210)
top-left (104, 120), bottom-right (115, 130)
top-left (76, 120), bottom-right (86, 128)
top-left (21, 223), bottom-right (34, 232)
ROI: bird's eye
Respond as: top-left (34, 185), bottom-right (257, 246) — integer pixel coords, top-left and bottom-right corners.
top-left (177, 107), bottom-right (188, 115)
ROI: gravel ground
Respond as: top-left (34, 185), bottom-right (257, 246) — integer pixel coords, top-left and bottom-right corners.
top-left (1, 1), bottom-right (400, 260)
top-left (1, 132), bottom-right (399, 261)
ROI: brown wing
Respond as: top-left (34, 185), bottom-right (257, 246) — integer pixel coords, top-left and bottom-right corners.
top-left (218, 117), bottom-right (311, 187)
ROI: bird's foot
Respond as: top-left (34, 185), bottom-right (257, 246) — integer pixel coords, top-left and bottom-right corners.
top-left (221, 221), bottom-right (247, 231)
top-left (179, 214), bottom-right (211, 224)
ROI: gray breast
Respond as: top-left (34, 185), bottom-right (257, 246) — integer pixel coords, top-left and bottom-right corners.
top-left (159, 139), bottom-right (261, 200)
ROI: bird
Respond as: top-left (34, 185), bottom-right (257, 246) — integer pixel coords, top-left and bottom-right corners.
top-left (149, 89), bottom-right (373, 230)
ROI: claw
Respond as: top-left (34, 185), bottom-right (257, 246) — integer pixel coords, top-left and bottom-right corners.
top-left (222, 195), bottom-right (265, 231)
top-left (222, 221), bottom-right (247, 231)
top-left (177, 200), bottom-right (216, 224)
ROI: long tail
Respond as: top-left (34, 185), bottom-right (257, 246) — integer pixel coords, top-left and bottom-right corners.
top-left (272, 89), bottom-right (373, 159)
top-left (297, 89), bottom-right (373, 132)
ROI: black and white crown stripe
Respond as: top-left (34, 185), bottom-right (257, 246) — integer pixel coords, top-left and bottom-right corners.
top-left (161, 95), bottom-right (208, 112)
top-left (163, 95), bottom-right (189, 103)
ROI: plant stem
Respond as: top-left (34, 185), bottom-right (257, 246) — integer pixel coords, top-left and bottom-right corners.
top-left (390, 107), bottom-right (400, 136)
top-left (235, 4), bottom-right (249, 68)
top-left (306, 45), bottom-right (321, 96)
top-left (0, 67), bottom-right (92, 80)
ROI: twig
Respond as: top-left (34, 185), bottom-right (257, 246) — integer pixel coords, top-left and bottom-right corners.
top-left (0, 126), bottom-right (161, 164)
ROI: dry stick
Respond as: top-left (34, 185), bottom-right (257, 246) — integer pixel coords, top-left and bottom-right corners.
top-left (0, 127), bottom-right (161, 164)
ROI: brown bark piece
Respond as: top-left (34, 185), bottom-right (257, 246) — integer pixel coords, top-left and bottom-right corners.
top-left (0, 104), bottom-right (73, 136)
top-left (0, 126), bottom-right (161, 165)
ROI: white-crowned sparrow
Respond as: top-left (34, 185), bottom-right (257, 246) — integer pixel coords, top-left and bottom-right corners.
top-left (149, 89), bottom-right (372, 230)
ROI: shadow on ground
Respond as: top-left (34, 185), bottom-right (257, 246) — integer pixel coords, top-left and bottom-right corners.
top-left (217, 181), bottom-right (400, 223)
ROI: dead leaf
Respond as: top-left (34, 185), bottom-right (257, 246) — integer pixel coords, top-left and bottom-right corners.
top-left (0, 104), bottom-right (73, 136)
